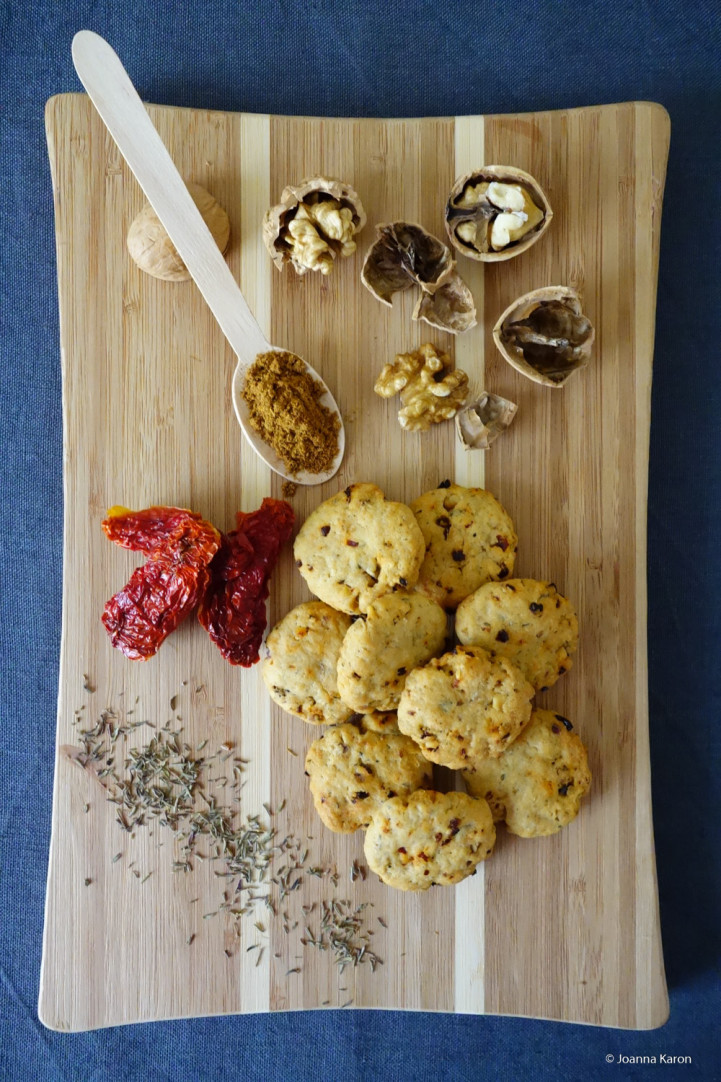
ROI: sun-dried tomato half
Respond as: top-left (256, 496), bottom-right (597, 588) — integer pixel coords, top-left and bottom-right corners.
top-left (102, 505), bottom-right (220, 563)
top-left (102, 506), bottom-right (220, 660)
top-left (198, 498), bottom-right (294, 667)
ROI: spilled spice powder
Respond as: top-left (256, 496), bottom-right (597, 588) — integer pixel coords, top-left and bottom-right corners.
top-left (242, 350), bottom-right (340, 476)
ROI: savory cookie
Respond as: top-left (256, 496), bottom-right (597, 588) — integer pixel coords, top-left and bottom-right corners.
top-left (304, 721), bottom-right (432, 833)
top-left (462, 708), bottom-right (591, 837)
top-left (356, 710), bottom-right (402, 734)
top-left (336, 591), bottom-right (448, 712)
top-left (293, 482), bottom-right (425, 614)
top-left (455, 578), bottom-right (579, 691)
top-left (397, 645), bottom-right (534, 768)
top-left (261, 601), bottom-right (353, 725)
top-left (363, 789), bottom-right (496, 890)
top-left (410, 483), bottom-right (518, 610)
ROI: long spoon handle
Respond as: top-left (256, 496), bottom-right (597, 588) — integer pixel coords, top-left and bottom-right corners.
top-left (71, 30), bottom-right (269, 365)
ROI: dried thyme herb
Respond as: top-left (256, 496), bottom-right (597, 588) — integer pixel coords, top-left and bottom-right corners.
top-left (301, 899), bottom-right (382, 973)
top-left (349, 859), bottom-right (367, 883)
top-left (73, 690), bottom-right (385, 979)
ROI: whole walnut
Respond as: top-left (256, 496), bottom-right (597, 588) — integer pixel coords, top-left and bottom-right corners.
top-left (127, 182), bottom-right (231, 281)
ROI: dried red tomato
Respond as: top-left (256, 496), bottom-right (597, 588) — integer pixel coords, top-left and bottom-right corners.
top-left (198, 498), bottom-right (294, 666)
top-left (102, 506), bottom-right (220, 660)
top-left (102, 505), bottom-right (219, 563)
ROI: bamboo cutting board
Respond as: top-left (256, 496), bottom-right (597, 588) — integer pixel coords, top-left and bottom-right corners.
top-left (39, 93), bottom-right (670, 1031)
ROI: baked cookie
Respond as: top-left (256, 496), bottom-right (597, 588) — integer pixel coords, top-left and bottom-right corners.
top-left (261, 601), bottom-right (353, 725)
top-left (336, 591), bottom-right (448, 712)
top-left (462, 708), bottom-right (591, 837)
top-left (455, 578), bottom-right (578, 691)
top-left (305, 721), bottom-right (432, 833)
top-left (410, 483), bottom-right (517, 610)
top-left (356, 710), bottom-right (402, 734)
top-left (363, 789), bottom-right (496, 890)
top-left (397, 645), bottom-right (534, 768)
top-left (293, 482), bottom-right (425, 614)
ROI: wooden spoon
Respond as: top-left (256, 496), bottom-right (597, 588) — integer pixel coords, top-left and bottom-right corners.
top-left (71, 30), bottom-right (345, 485)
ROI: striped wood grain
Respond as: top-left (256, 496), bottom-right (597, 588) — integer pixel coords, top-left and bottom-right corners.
top-left (39, 94), bottom-right (669, 1030)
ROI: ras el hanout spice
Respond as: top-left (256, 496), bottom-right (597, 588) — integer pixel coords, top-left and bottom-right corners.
top-left (241, 350), bottom-right (340, 476)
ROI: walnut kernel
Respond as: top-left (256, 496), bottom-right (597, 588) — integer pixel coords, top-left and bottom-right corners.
top-left (374, 343), bottom-right (469, 431)
top-left (263, 177), bottom-right (366, 276)
top-left (445, 166), bottom-right (552, 262)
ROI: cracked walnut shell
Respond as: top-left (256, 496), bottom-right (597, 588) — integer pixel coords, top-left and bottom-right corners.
top-left (361, 222), bottom-right (476, 334)
top-left (263, 176), bottom-right (366, 276)
top-left (455, 392), bottom-right (518, 450)
top-left (445, 166), bottom-right (552, 262)
top-left (127, 182), bottom-right (230, 282)
top-left (374, 343), bottom-right (469, 431)
top-left (493, 286), bottom-right (594, 387)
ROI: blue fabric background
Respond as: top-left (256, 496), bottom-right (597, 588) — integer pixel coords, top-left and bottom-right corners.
top-left (2, 1), bottom-right (720, 1079)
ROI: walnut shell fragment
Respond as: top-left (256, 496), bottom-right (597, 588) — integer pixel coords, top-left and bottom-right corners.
top-left (455, 392), bottom-right (518, 450)
top-left (413, 274), bottom-right (477, 334)
top-left (493, 286), bottom-right (594, 388)
top-left (361, 222), bottom-right (476, 334)
top-left (127, 182), bottom-right (230, 281)
top-left (445, 166), bottom-right (552, 262)
top-left (263, 176), bottom-right (366, 276)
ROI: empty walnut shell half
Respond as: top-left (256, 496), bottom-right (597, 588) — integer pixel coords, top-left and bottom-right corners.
top-left (127, 182), bottom-right (231, 282)
top-left (263, 176), bottom-right (366, 276)
top-left (455, 392), bottom-right (518, 450)
top-left (361, 222), bottom-right (476, 334)
top-left (493, 286), bottom-right (594, 388)
top-left (445, 166), bottom-right (552, 263)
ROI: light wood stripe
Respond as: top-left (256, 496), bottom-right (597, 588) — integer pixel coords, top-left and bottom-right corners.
top-left (237, 111), bottom-right (273, 1011)
top-left (452, 112), bottom-right (486, 1015)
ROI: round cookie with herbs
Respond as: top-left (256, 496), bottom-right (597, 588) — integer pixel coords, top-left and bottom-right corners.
top-left (262, 601), bottom-right (354, 726)
top-left (356, 709), bottom-right (402, 734)
top-left (305, 721), bottom-right (432, 833)
top-left (397, 645), bottom-right (534, 768)
top-left (293, 482), bottom-right (425, 615)
top-left (336, 591), bottom-right (448, 713)
top-left (363, 789), bottom-right (496, 891)
top-left (455, 578), bottom-right (579, 691)
top-left (462, 708), bottom-right (591, 837)
top-left (410, 483), bottom-right (518, 610)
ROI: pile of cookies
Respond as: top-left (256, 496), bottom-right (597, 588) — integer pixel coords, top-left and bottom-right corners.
top-left (261, 481), bottom-right (591, 892)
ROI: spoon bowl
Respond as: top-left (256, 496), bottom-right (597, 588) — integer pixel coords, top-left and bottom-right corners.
top-left (231, 354), bottom-right (345, 485)
top-left (71, 30), bottom-right (345, 485)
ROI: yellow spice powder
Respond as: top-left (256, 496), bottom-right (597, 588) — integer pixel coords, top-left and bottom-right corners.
top-left (241, 350), bottom-right (340, 476)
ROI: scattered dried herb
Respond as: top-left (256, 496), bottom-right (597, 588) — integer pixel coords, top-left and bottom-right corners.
top-left (73, 687), bottom-right (385, 982)
top-left (302, 899), bottom-right (382, 973)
